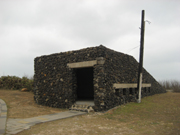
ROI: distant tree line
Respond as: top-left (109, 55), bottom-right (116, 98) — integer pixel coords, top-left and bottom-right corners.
top-left (159, 80), bottom-right (180, 92)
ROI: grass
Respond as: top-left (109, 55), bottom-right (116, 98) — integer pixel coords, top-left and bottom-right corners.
top-left (1, 89), bottom-right (180, 135)
top-left (103, 92), bottom-right (180, 134)
top-left (0, 89), bottom-right (67, 118)
top-left (15, 92), bottom-right (180, 135)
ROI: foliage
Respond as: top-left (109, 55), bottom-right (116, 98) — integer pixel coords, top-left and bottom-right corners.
top-left (0, 75), bottom-right (34, 91)
top-left (159, 80), bottom-right (180, 92)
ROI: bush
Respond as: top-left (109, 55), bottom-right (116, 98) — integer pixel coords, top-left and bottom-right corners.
top-left (0, 75), bottom-right (34, 91)
top-left (159, 80), bottom-right (180, 93)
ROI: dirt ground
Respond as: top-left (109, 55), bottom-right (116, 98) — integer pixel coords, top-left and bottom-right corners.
top-left (0, 90), bottom-right (180, 135)
top-left (0, 89), bottom-right (67, 118)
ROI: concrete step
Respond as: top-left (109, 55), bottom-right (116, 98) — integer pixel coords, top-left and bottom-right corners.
top-left (69, 104), bottom-right (94, 113)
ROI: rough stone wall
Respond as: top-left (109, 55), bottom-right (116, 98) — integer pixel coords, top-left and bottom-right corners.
top-left (103, 46), bottom-right (165, 94)
top-left (34, 46), bottom-right (104, 109)
top-left (34, 45), bottom-right (166, 111)
top-left (94, 46), bottom-right (166, 111)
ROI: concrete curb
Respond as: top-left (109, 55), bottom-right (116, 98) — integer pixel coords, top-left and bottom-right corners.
top-left (0, 98), bottom-right (87, 135)
top-left (6, 111), bottom-right (87, 135)
top-left (0, 99), bottom-right (7, 135)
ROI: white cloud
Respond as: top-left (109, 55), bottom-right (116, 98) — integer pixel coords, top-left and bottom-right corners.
top-left (0, 0), bottom-right (180, 81)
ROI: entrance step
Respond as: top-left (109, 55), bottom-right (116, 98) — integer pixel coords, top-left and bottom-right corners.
top-left (69, 104), bottom-right (94, 113)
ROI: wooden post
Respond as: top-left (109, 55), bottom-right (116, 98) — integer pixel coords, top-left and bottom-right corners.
top-left (137, 10), bottom-right (145, 103)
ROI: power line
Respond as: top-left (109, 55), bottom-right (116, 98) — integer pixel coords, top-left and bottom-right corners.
top-left (126, 45), bottom-right (139, 53)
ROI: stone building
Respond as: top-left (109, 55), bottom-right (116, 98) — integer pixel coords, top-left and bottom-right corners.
top-left (34, 45), bottom-right (165, 112)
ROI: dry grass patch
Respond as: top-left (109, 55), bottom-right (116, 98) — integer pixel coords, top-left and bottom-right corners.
top-left (17, 114), bottom-right (135, 135)
top-left (17, 92), bottom-right (180, 135)
top-left (0, 89), bottom-right (67, 118)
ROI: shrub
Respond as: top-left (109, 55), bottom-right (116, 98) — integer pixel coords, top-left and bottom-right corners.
top-left (159, 80), bottom-right (180, 93)
top-left (0, 75), bottom-right (34, 91)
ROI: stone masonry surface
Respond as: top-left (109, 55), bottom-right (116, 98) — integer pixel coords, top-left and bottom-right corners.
top-left (34, 45), bottom-right (166, 111)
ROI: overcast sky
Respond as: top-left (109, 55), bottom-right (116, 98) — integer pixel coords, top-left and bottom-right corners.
top-left (0, 0), bottom-right (180, 81)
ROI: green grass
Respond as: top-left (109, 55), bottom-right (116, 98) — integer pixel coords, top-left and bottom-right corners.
top-left (14, 92), bottom-right (180, 135)
top-left (102, 92), bottom-right (180, 134)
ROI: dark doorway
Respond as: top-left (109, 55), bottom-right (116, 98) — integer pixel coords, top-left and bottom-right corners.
top-left (76, 67), bottom-right (94, 100)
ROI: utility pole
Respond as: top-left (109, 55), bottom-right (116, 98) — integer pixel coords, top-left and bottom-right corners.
top-left (137, 10), bottom-right (145, 103)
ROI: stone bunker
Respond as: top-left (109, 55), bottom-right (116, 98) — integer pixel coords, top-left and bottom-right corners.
top-left (34, 45), bottom-right (166, 111)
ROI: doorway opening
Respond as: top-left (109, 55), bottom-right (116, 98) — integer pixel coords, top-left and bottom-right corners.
top-left (76, 67), bottom-right (94, 100)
